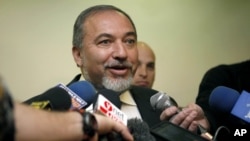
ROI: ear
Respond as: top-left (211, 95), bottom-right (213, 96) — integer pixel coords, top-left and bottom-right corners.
top-left (72, 47), bottom-right (83, 67)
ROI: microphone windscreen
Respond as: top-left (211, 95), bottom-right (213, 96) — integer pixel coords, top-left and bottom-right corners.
top-left (150, 92), bottom-right (178, 111)
top-left (30, 87), bottom-right (72, 111)
top-left (127, 118), bottom-right (156, 141)
top-left (209, 86), bottom-right (240, 113)
top-left (68, 80), bottom-right (96, 108)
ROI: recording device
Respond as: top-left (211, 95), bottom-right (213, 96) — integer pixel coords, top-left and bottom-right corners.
top-left (209, 86), bottom-right (250, 124)
top-left (150, 92), bottom-right (209, 141)
top-left (150, 120), bottom-right (208, 141)
top-left (23, 81), bottom-right (96, 111)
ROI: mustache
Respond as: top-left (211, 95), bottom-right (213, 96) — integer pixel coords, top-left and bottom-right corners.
top-left (104, 60), bottom-right (133, 68)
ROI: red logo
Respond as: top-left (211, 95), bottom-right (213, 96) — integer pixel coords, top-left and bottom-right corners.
top-left (100, 100), bottom-right (113, 114)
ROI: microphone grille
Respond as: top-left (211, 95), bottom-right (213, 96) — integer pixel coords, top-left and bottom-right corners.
top-left (150, 92), bottom-right (177, 111)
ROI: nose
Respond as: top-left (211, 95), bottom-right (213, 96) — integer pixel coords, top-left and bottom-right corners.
top-left (112, 42), bottom-right (128, 61)
top-left (137, 65), bottom-right (147, 77)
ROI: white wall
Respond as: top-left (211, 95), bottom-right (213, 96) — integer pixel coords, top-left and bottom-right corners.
top-left (1, 0), bottom-right (250, 106)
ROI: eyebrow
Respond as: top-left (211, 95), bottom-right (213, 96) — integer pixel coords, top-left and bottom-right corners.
top-left (125, 31), bottom-right (137, 39)
top-left (94, 31), bottom-right (137, 42)
top-left (94, 33), bottom-right (113, 42)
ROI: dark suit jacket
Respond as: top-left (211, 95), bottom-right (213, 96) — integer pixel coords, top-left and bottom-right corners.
top-left (129, 85), bottom-right (162, 127)
top-left (68, 74), bottom-right (163, 127)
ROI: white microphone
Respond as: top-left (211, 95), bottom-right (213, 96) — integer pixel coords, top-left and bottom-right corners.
top-left (93, 89), bottom-right (127, 125)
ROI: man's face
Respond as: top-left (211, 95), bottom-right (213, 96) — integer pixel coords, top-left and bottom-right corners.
top-left (133, 44), bottom-right (155, 88)
top-left (73, 10), bottom-right (138, 92)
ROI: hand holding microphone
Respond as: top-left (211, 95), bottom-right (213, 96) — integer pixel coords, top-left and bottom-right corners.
top-left (150, 92), bottom-right (212, 140)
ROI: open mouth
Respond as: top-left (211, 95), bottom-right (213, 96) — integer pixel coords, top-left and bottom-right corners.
top-left (107, 65), bottom-right (130, 76)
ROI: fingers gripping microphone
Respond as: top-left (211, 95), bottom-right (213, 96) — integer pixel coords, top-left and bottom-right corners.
top-left (150, 92), bottom-right (180, 121)
top-left (150, 92), bottom-right (210, 141)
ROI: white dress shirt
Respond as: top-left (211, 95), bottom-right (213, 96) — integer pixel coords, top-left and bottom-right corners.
top-left (120, 90), bottom-right (141, 119)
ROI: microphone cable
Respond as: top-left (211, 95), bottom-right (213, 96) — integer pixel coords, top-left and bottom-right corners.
top-left (212, 126), bottom-right (230, 141)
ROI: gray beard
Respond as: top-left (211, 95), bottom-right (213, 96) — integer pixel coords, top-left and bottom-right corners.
top-left (82, 69), bottom-right (132, 93)
top-left (102, 75), bottom-right (132, 92)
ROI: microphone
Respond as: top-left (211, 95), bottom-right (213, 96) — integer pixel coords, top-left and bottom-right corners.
top-left (24, 86), bottom-right (72, 111)
top-left (93, 89), bottom-right (127, 125)
top-left (23, 81), bottom-right (96, 111)
top-left (61, 81), bottom-right (96, 110)
top-left (94, 89), bottom-right (155, 141)
top-left (127, 118), bottom-right (156, 141)
top-left (150, 92), bottom-right (210, 141)
top-left (209, 86), bottom-right (250, 124)
top-left (150, 91), bottom-right (178, 112)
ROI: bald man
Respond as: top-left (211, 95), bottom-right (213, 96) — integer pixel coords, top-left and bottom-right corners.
top-left (133, 41), bottom-right (156, 88)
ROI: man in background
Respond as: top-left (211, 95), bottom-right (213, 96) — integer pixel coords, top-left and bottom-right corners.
top-left (133, 41), bottom-right (155, 88)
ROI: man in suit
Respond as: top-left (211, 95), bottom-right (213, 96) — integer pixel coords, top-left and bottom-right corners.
top-left (71, 4), bottom-right (209, 133)
top-left (71, 4), bottom-right (162, 127)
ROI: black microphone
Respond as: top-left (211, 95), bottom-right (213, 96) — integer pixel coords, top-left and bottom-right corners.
top-left (23, 86), bottom-right (72, 111)
top-left (100, 118), bottom-right (157, 141)
top-left (127, 118), bottom-right (156, 141)
top-left (23, 81), bottom-right (96, 111)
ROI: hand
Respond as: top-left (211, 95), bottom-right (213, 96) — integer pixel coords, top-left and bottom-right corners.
top-left (94, 113), bottom-right (134, 141)
top-left (160, 103), bottom-right (210, 133)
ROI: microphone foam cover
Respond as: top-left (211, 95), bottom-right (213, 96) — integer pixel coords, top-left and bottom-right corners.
top-left (127, 118), bottom-right (156, 141)
top-left (68, 80), bottom-right (96, 107)
top-left (209, 86), bottom-right (240, 113)
top-left (150, 92), bottom-right (178, 111)
top-left (38, 87), bottom-right (72, 111)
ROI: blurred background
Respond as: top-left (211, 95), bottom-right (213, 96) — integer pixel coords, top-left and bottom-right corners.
top-left (1, 0), bottom-right (249, 106)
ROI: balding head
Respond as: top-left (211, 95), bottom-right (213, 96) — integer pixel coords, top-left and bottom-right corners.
top-left (133, 41), bottom-right (155, 88)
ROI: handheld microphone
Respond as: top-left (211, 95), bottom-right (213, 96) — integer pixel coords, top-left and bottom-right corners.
top-left (209, 86), bottom-right (250, 124)
top-left (23, 81), bottom-right (96, 111)
top-left (150, 91), bottom-right (178, 112)
top-left (60, 81), bottom-right (96, 110)
top-left (127, 118), bottom-right (156, 141)
top-left (24, 86), bottom-right (72, 111)
top-left (94, 89), bottom-right (127, 125)
top-left (150, 92), bottom-right (210, 141)
top-left (94, 89), bottom-right (155, 141)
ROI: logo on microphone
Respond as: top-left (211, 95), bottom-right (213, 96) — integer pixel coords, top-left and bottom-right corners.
top-left (57, 83), bottom-right (87, 109)
top-left (95, 94), bottom-right (127, 125)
